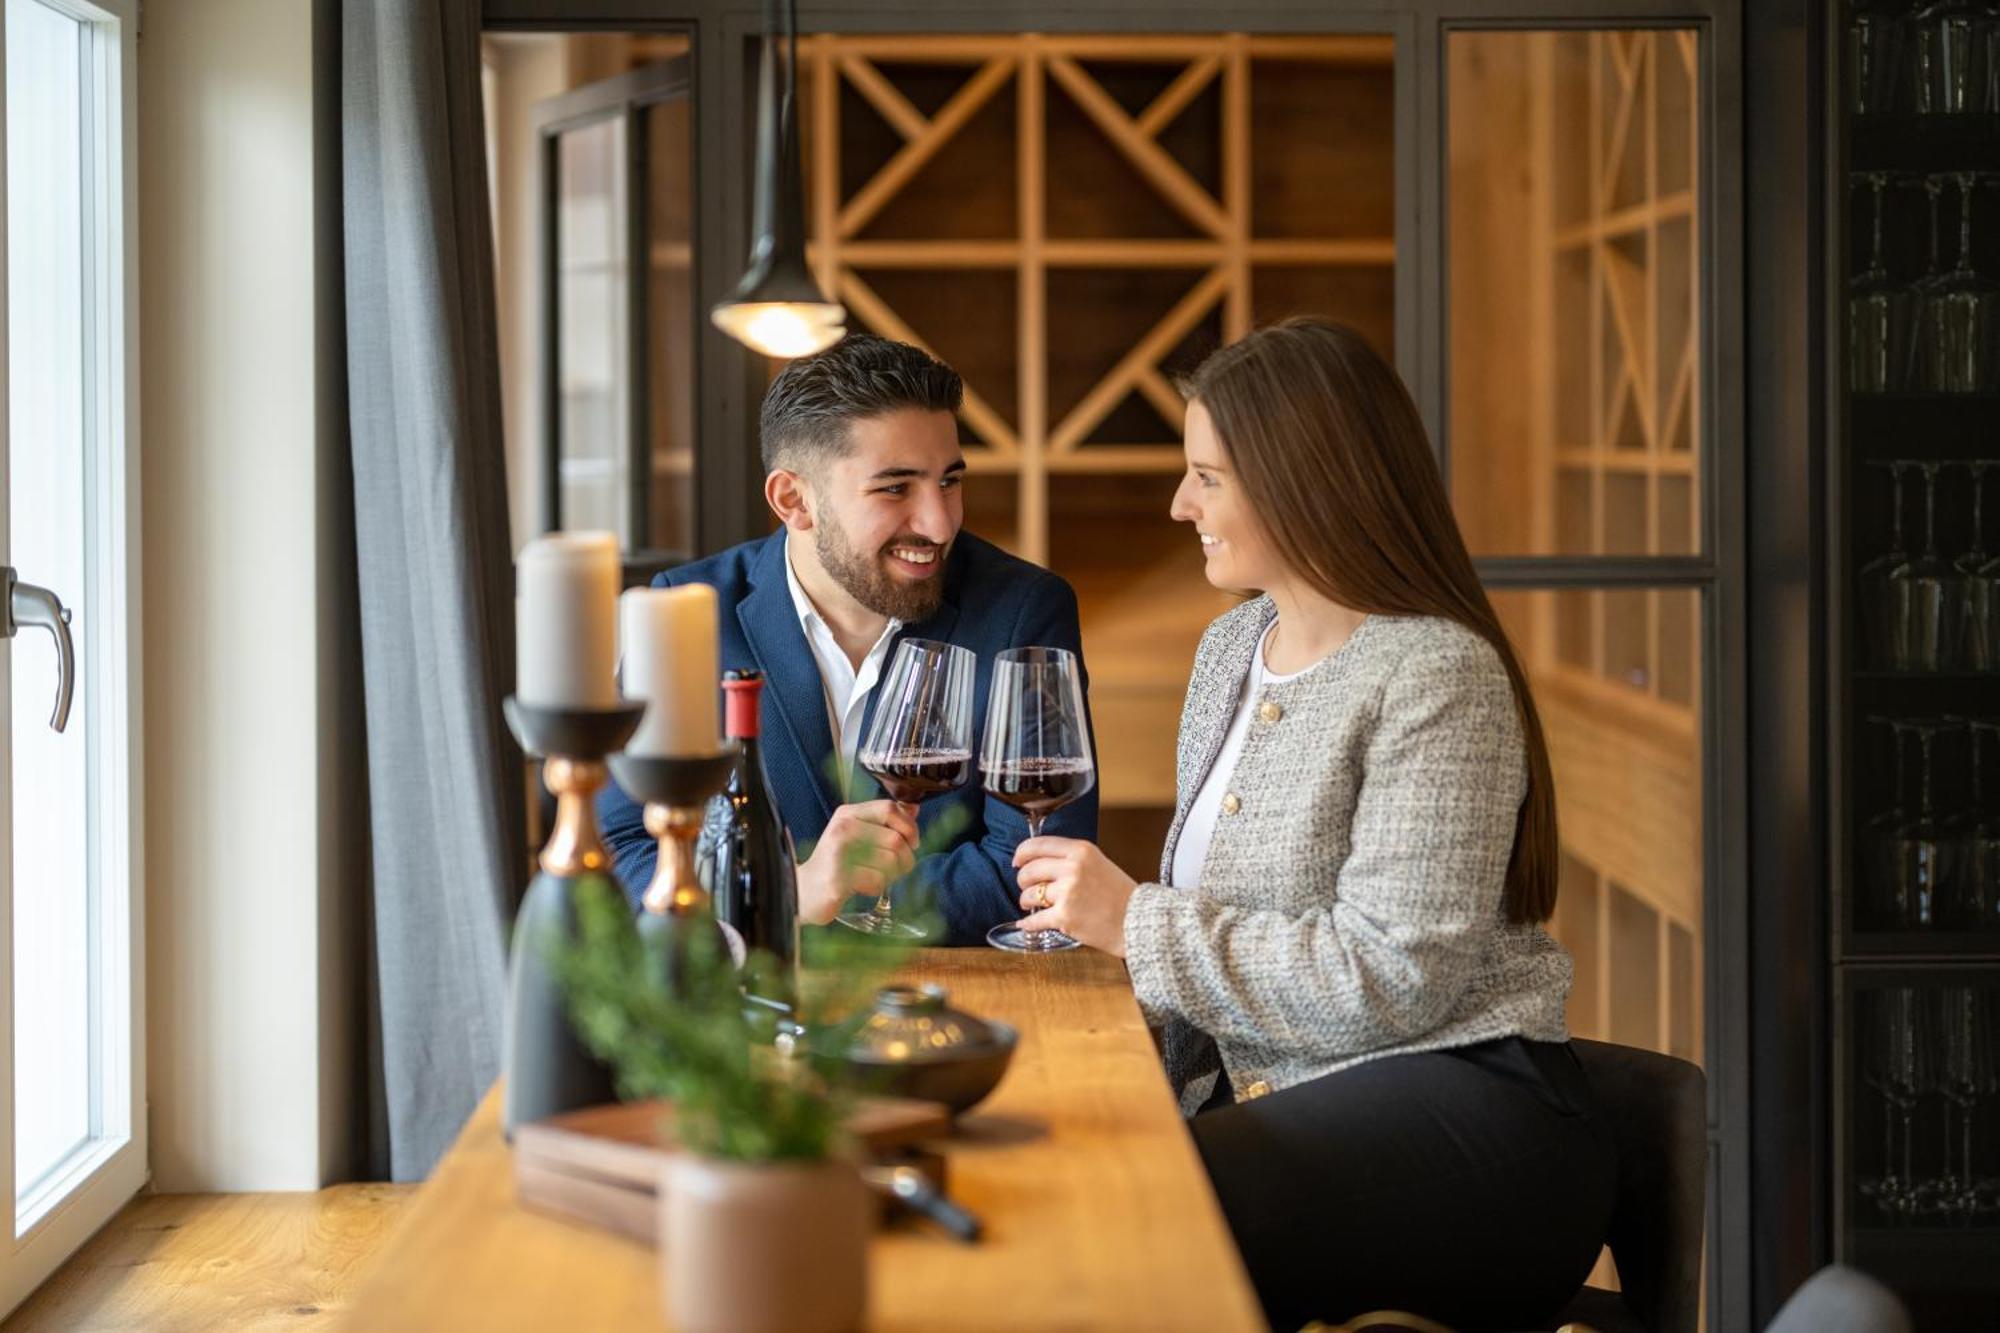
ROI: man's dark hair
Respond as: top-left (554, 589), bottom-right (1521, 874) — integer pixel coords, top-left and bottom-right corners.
top-left (759, 334), bottom-right (963, 474)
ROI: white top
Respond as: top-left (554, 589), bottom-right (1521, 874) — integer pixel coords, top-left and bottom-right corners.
top-left (784, 533), bottom-right (902, 780)
top-left (1170, 620), bottom-right (1316, 889)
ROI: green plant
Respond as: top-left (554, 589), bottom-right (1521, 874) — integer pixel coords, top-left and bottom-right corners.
top-left (553, 800), bottom-right (968, 1163)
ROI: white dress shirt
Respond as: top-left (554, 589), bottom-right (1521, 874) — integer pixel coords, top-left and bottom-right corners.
top-left (1170, 619), bottom-right (1316, 889)
top-left (784, 532), bottom-right (902, 785)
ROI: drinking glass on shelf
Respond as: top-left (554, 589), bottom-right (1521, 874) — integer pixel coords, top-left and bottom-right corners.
top-left (1970, 461), bottom-right (2000, 672)
top-left (1862, 986), bottom-right (1935, 1221)
top-left (1965, 721), bottom-right (2000, 930)
top-left (1863, 716), bottom-right (1915, 929)
top-left (980, 646), bottom-right (1095, 954)
top-left (1850, 0), bottom-right (1911, 116)
top-left (1852, 173), bottom-right (1920, 394)
top-left (1910, 0), bottom-right (2000, 115)
top-left (838, 638), bottom-right (976, 939)
top-left (1889, 463), bottom-right (1964, 670)
top-left (1893, 719), bottom-right (1962, 927)
top-left (1861, 462), bottom-right (1912, 670)
top-left (1914, 173), bottom-right (2000, 394)
top-left (1958, 462), bottom-right (1997, 671)
top-left (1937, 986), bottom-right (1997, 1218)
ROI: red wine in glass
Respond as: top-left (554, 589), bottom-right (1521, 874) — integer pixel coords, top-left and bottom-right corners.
top-left (862, 747), bottom-right (974, 804)
top-left (836, 639), bottom-right (976, 939)
top-left (981, 646), bottom-right (1095, 953)
top-left (982, 756), bottom-right (1094, 823)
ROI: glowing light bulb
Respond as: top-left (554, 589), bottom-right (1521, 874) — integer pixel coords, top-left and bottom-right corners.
top-left (710, 301), bottom-right (846, 359)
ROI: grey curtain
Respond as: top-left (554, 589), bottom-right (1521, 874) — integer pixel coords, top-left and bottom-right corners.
top-left (339, 0), bottom-right (525, 1179)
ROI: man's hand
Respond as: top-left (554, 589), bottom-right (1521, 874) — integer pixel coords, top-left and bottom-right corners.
top-left (796, 800), bottom-right (920, 925)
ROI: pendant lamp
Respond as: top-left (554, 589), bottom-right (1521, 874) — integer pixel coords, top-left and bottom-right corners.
top-left (710, 0), bottom-right (845, 358)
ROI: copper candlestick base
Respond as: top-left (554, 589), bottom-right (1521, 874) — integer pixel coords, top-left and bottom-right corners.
top-left (607, 749), bottom-right (740, 918)
top-left (643, 801), bottom-right (711, 916)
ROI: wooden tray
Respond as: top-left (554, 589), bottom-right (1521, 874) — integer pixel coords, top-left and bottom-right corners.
top-left (514, 1097), bottom-right (951, 1244)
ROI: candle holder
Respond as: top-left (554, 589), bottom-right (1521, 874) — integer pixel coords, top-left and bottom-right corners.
top-left (608, 749), bottom-right (741, 989)
top-left (501, 696), bottom-right (645, 1136)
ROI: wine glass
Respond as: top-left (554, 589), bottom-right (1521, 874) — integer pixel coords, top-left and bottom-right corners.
top-left (1863, 716), bottom-right (1915, 929)
top-left (981, 646), bottom-right (1095, 954)
top-left (1861, 462), bottom-right (1912, 670)
top-left (1964, 721), bottom-right (2000, 930)
top-left (1894, 719), bottom-right (1963, 928)
top-left (1937, 987), bottom-right (1996, 1218)
top-left (1915, 173), bottom-right (2000, 393)
top-left (1849, 0), bottom-right (1911, 116)
top-left (1852, 173), bottom-right (1918, 393)
top-left (1862, 985), bottom-right (1934, 1221)
top-left (1910, 0), bottom-right (1999, 115)
top-left (837, 638), bottom-right (976, 939)
top-left (1890, 463), bottom-right (1962, 670)
top-left (1958, 462), bottom-right (1996, 671)
top-left (1975, 461), bottom-right (2000, 672)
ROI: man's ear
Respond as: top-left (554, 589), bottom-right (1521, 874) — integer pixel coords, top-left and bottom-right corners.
top-left (765, 467), bottom-right (816, 532)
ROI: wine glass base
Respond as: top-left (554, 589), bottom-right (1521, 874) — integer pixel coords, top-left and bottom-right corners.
top-left (834, 909), bottom-right (926, 940)
top-left (986, 923), bottom-right (1081, 953)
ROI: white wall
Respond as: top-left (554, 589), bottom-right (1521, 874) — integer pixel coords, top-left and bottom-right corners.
top-left (139, 0), bottom-right (333, 1191)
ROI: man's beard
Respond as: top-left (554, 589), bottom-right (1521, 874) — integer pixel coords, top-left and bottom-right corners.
top-left (814, 511), bottom-right (949, 623)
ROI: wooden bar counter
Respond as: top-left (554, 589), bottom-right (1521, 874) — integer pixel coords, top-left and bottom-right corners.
top-left (341, 948), bottom-right (1263, 1331)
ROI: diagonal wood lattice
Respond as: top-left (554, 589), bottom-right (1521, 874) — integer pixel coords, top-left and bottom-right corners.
top-left (1530, 29), bottom-right (1702, 737)
top-left (801, 34), bottom-right (1394, 564)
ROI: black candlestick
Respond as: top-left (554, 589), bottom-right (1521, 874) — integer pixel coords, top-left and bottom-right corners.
top-left (501, 696), bottom-right (644, 1136)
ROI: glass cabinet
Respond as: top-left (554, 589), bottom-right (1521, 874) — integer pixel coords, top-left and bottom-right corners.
top-left (1834, 3), bottom-right (2000, 1322)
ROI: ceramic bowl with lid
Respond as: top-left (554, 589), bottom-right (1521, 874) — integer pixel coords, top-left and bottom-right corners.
top-left (813, 984), bottom-right (1018, 1115)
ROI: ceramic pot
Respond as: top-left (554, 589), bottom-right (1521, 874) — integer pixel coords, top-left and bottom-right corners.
top-left (808, 984), bottom-right (1019, 1115)
top-left (658, 1152), bottom-right (869, 1333)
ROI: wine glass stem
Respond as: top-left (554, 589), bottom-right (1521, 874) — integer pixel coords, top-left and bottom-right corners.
top-left (1956, 174), bottom-right (1975, 274)
top-left (1902, 1104), bottom-right (1915, 1202)
top-left (1919, 730), bottom-right (1937, 818)
top-left (1926, 180), bottom-right (1942, 277)
top-left (1923, 466), bottom-right (1940, 560)
top-left (869, 801), bottom-right (916, 921)
top-left (1972, 466), bottom-right (1987, 559)
top-left (1023, 814), bottom-right (1048, 941)
top-left (1964, 1099), bottom-right (1978, 1201)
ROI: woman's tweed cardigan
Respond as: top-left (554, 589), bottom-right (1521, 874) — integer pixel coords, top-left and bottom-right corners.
top-left (1122, 597), bottom-right (1573, 1116)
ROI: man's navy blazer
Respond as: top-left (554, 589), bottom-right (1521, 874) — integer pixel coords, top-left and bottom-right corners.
top-left (598, 529), bottom-right (1100, 946)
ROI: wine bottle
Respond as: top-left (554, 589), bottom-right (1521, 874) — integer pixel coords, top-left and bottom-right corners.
top-left (710, 670), bottom-right (801, 1011)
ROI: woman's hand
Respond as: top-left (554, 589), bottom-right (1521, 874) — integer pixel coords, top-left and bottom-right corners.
top-left (1011, 837), bottom-right (1138, 958)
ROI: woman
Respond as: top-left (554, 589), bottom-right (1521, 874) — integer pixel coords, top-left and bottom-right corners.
top-left (1011, 318), bottom-right (1615, 1331)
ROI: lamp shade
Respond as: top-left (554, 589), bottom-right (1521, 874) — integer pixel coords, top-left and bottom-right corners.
top-left (711, 0), bottom-right (845, 359)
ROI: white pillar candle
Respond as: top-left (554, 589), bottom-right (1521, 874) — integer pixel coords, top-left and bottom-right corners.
top-left (516, 532), bottom-right (621, 709)
top-left (620, 584), bottom-right (721, 756)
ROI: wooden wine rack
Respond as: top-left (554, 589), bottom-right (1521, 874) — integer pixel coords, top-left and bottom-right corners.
top-left (797, 32), bottom-right (1396, 811)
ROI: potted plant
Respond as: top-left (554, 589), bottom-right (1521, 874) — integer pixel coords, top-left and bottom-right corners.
top-left (555, 875), bottom-right (931, 1333)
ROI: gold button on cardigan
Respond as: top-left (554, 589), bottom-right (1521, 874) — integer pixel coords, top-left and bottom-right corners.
top-left (1257, 700), bottom-right (1283, 723)
top-left (1221, 792), bottom-right (1242, 815)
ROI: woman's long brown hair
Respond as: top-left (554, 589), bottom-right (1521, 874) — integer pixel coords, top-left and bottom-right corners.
top-left (1184, 317), bottom-right (1558, 924)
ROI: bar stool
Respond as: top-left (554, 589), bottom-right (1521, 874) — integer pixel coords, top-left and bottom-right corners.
top-left (1547, 1039), bottom-right (1708, 1333)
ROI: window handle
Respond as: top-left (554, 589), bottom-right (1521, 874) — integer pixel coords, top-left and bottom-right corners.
top-left (2, 567), bottom-right (75, 733)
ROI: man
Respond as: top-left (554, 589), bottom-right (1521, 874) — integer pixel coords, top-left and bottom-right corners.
top-left (600, 335), bottom-right (1097, 945)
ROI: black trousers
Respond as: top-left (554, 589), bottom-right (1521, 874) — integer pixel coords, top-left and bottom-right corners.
top-left (1190, 1038), bottom-right (1616, 1333)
